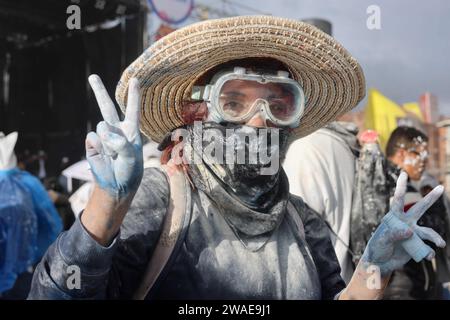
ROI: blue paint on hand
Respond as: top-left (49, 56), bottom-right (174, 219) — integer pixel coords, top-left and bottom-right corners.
top-left (382, 213), bottom-right (432, 262)
top-left (86, 75), bottom-right (144, 200)
top-left (360, 172), bottom-right (445, 277)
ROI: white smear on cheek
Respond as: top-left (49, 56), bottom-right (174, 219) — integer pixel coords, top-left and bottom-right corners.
top-left (403, 157), bottom-right (419, 166)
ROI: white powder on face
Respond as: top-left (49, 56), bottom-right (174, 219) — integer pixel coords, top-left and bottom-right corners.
top-left (403, 153), bottom-right (426, 175)
top-left (396, 137), bottom-right (428, 151)
top-left (414, 136), bottom-right (425, 144)
top-left (412, 136), bottom-right (428, 148)
top-left (418, 150), bottom-right (429, 161)
top-left (404, 157), bottom-right (419, 166)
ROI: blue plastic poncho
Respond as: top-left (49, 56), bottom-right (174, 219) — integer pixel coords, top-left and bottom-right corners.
top-left (0, 168), bottom-right (62, 294)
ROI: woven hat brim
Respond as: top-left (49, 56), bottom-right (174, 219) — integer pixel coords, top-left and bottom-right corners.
top-left (116, 15), bottom-right (366, 143)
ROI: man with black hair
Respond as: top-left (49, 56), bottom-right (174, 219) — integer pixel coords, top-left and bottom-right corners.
top-left (384, 126), bottom-right (449, 299)
top-left (386, 126), bottom-right (429, 182)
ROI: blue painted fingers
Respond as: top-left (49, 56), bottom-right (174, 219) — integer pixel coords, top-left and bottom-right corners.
top-left (85, 75), bottom-right (143, 198)
top-left (361, 171), bottom-right (446, 276)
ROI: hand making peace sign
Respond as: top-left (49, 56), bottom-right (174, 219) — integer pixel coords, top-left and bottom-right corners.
top-left (85, 75), bottom-right (144, 198)
top-left (361, 171), bottom-right (446, 276)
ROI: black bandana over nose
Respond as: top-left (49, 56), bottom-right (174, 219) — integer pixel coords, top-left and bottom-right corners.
top-left (180, 121), bottom-right (290, 244)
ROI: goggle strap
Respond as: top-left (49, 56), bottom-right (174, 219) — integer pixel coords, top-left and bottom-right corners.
top-left (191, 85), bottom-right (212, 101)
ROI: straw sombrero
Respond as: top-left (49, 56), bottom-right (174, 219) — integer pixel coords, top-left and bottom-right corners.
top-left (116, 15), bottom-right (365, 143)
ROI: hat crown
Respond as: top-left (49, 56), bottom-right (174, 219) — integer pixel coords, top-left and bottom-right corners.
top-left (116, 15), bottom-right (366, 143)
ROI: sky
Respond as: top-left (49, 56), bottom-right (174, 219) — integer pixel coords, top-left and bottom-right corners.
top-left (149, 0), bottom-right (450, 116)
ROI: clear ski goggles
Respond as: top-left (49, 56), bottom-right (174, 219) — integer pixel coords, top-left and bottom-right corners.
top-left (191, 67), bottom-right (305, 128)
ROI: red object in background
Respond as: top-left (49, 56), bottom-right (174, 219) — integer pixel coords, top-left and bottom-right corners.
top-left (155, 24), bottom-right (176, 41)
top-left (403, 191), bottom-right (422, 213)
top-left (404, 202), bottom-right (416, 212)
top-left (419, 92), bottom-right (439, 124)
top-left (359, 129), bottom-right (379, 144)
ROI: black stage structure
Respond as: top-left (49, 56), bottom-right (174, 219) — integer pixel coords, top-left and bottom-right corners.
top-left (0, 0), bottom-right (146, 177)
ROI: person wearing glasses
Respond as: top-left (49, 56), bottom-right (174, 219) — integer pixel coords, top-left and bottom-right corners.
top-left (28, 17), bottom-right (445, 300)
top-left (384, 126), bottom-right (449, 299)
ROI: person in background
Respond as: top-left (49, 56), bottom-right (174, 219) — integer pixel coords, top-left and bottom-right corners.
top-left (44, 177), bottom-right (75, 231)
top-left (349, 130), bottom-right (392, 269)
top-left (283, 121), bottom-right (359, 283)
top-left (0, 132), bottom-right (62, 299)
top-left (419, 172), bottom-right (450, 299)
top-left (16, 149), bottom-right (47, 180)
top-left (383, 126), bottom-right (447, 299)
top-left (284, 122), bottom-right (392, 285)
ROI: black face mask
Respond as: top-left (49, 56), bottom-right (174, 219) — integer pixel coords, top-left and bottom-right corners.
top-left (182, 121), bottom-right (290, 210)
top-left (179, 121), bottom-right (291, 243)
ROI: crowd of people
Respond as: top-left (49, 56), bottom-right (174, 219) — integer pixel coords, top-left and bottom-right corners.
top-left (1, 15), bottom-right (449, 300)
top-left (285, 124), bottom-right (450, 299)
